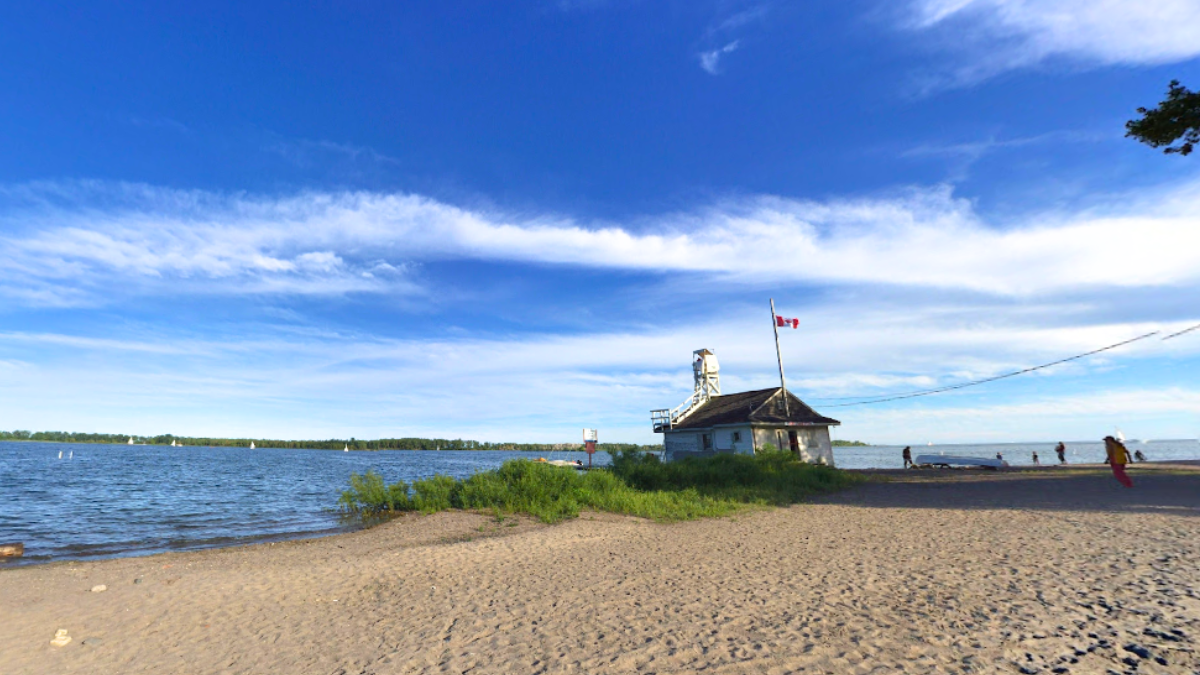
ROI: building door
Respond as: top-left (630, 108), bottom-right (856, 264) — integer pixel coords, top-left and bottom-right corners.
top-left (788, 430), bottom-right (800, 455)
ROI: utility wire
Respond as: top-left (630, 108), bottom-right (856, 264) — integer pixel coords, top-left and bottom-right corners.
top-left (1162, 321), bottom-right (1200, 341)
top-left (815, 331), bottom-right (1161, 408)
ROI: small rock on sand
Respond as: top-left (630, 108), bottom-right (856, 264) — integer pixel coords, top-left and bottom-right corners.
top-left (1123, 644), bottom-right (1150, 659)
top-left (90, 584), bottom-right (107, 593)
top-left (81, 637), bottom-right (104, 647)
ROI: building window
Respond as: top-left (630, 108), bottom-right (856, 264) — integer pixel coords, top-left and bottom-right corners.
top-left (702, 433), bottom-right (712, 451)
top-left (731, 431), bottom-right (742, 443)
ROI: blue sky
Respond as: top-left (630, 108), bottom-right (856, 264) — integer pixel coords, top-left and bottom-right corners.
top-left (2, 0), bottom-right (1199, 444)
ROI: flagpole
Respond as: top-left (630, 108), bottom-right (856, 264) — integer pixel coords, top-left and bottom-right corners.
top-left (769, 298), bottom-right (791, 416)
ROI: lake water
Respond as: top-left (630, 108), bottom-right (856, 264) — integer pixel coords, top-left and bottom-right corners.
top-left (3, 438), bottom-right (1198, 566)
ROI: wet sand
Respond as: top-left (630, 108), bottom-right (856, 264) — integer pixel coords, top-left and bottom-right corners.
top-left (2, 463), bottom-right (1198, 674)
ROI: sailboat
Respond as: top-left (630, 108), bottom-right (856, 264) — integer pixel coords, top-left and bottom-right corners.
top-left (58, 450), bottom-right (62, 459)
top-left (171, 440), bottom-right (176, 447)
top-left (127, 437), bottom-right (134, 445)
top-left (344, 444), bottom-right (349, 452)
top-left (250, 441), bottom-right (256, 449)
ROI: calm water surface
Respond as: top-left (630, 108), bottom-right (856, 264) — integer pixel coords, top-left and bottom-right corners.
top-left (0, 443), bottom-right (610, 567)
top-left (3, 439), bottom-right (1197, 566)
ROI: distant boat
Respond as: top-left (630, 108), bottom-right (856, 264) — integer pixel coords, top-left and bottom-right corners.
top-left (344, 445), bottom-right (349, 452)
top-left (250, 442), bottom-right (256, 449)
top-left (68, 450), bottom-right (72, 459)
top-left (171, 440), bottom-right (176, 447)
top-left (58, 450), bottom-right (62, 459)
top-left (127, 437), bottom-right (134, 445)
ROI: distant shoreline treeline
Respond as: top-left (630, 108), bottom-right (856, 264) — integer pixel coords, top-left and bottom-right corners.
top-left (831, 440), bottom-right (869, 447)
top-left (0, 430), bottom-right (660, 453)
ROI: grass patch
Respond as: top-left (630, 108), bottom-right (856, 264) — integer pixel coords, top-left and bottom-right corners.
top-left (339, 450), bottom-right (864, 524)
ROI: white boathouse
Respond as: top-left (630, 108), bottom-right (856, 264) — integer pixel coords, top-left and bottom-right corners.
top-left (650, 349), bottom-right (841, 465)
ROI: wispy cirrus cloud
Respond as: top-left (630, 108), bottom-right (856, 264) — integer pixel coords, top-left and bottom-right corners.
top-left (900, 0), bottom-right (1200, 85)
top-left (266, 137), bottom-right (403, 169)
top-left (127, 115), bottom-right (191, 134)
top-left (699, 40), bottom-right (740, 74)
top-left (711, 5), bottom-right (770, 34)
top-left (4, 176), bottom-right (1200, 307)
top-left (901, 130), bottom-right (1105, 161)
top-left (900, 129), bottom-right (1108, 180)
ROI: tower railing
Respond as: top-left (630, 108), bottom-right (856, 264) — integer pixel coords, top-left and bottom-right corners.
top-left (651, 390), bottom-right (706, 432)
top-left (651, 348), bottom-right (720, 433)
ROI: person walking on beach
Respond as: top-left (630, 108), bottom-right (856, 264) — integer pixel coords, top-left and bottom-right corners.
top-left (1032, 451), bottom-right (1039, 465)
top-left (1055, 442), bottom-right (1067, 464)
top-left (902, 446), bottom-right (913, 469)
top-left (1104, 435), bottom-right (1134, 488)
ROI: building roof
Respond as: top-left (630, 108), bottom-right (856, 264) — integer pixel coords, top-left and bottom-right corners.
top-left (668, 387), bottom-right (840, 430)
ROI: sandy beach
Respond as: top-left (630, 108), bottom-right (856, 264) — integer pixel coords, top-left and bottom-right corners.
top-left (3, 463), bottom-right (1198, 675)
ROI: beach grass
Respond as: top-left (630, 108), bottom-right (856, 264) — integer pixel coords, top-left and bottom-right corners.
top-left (339, 449), bottom-right (863, 523)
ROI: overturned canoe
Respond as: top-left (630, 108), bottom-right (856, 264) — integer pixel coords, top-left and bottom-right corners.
top-left (914, 455), bottom-right (1007, 469)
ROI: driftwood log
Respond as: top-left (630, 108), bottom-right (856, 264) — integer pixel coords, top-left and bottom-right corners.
top-left (0, 543), bottom-right (24, 558)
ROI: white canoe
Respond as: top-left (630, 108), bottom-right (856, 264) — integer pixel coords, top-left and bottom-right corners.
top-left (914, 454), bottom-right (1008, 469)
top-left (543, 459), bottom-right (587, 469)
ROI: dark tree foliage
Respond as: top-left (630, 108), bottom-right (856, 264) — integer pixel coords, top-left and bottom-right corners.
top-left (1126, 80), bottom-right (1200, 156)
top-left (0, 429), bottom-right (657, 453)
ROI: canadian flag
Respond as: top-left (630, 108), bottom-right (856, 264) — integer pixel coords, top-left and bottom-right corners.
top-left (776, 316), bottom-right (799, 329)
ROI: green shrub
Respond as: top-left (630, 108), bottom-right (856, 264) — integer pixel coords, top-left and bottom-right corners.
top-left (338, 470), bottom-right (412, 513)
top-left (607, 448), bottom-right (861, 505)
top-left (339, 451), bottom-right (862, 524)
top-left (412, 474), bottom-right (458, 513)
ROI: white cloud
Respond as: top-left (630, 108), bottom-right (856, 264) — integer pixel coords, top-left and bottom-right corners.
top-left (699, 40), bottom-right (740, 74)
top-left (5, 177), bottom-right (1200, 306)
top-left (266, 137), bottom-right (402, 168)
top-left (903, 0), bottom-right (1200, 83)
top-left (713, 6), bottom-right (770, 33)
top-left (2, 304), bottom-right (1198, 442)
top-left (845, 387), bottom-right (1200, 443)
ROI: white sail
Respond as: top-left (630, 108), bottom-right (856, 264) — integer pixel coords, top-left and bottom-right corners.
top-left (1115, 428), bottom-right (1126, 443)
top-left (250, 441), bottom-right (255, 449)
top-left (128, 437), bottom-right (134, 445)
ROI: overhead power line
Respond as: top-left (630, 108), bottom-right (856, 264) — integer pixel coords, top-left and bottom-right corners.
top-left (1162, 321), bottom-right (1200, 341)
top-left (816, 331), bottom-right (1162, 408)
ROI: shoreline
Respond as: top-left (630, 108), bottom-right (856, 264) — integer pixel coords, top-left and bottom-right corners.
top-left (5, 460), bottom-right (1199, 569)
top-left (3, 466), bottom-right (1198, 674)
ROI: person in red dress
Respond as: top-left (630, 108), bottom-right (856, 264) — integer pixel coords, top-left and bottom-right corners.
top-left (1103, 435), bottom-right (1133, 488)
